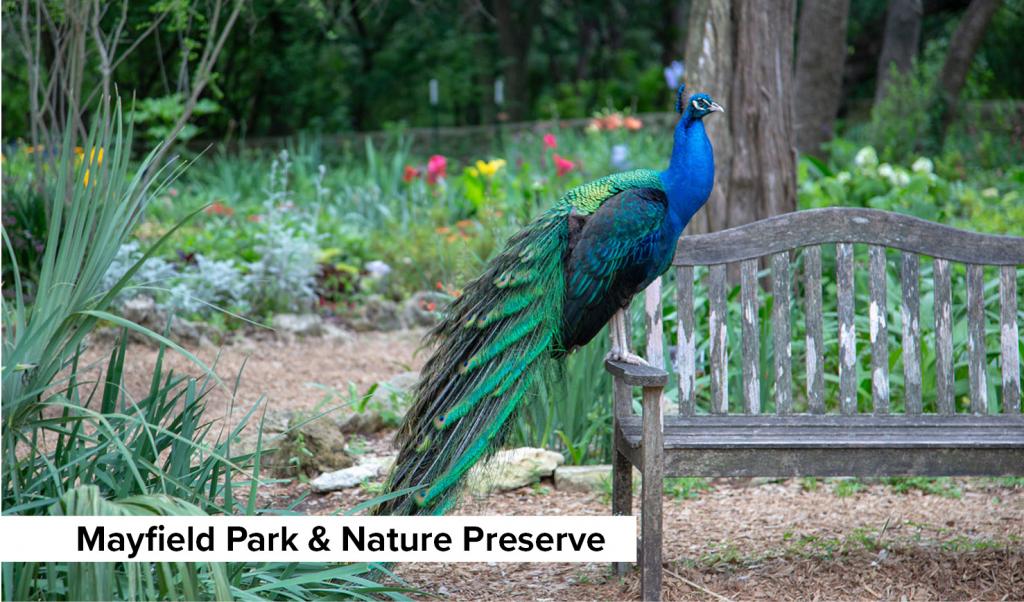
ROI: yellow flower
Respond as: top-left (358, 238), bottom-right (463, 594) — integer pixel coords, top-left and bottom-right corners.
top-left (474, 158), bottom-right (506, 178)
top-left (74, 146), bottom-right (84, 156)
top-left (89, 147), bottom-right (104, 165)
top-left (83, 169), bottom-right (90, 188)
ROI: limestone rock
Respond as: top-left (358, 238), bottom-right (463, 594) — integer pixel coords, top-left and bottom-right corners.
top-left (402, 291), bottom-right (449, 327)
top-left (554, 465), bottom-right (613, 493)
top-left (270, 416), bottom-right (352, 478)
top-left (348, 295), bottom-right (403, 332)
top-left (310, 455), bottom-right (395, 493)
top-left (468, 447), bottom-right (565, 495)
top-left (272, 313), bottom-right (325, 337)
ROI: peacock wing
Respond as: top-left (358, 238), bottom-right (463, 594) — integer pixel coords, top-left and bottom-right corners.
top-left (561, 186), bottom-right (669, 352)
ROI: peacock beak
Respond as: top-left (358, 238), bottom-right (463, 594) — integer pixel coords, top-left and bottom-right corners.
top-left (709, 102), bottom-right (724, 113)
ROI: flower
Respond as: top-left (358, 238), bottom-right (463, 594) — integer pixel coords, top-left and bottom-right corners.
top-left (623, 116), bottom-right (643, 131)
top-left (89, 147), bottom-right (104, 165)
top-left (83, 169), bottom-right (91, 188)
top-left (365, 260), bottom-right (392, 278)
top-left (610, 144), bottom-right (630, 170)
top-left (403, 165), bottom-right (421, 183)
top-left (427, 154), bottom-right (447, 184)
top-left (854, 146), bottom-right (878, 169)
top-left (205, 201), bottom-right (234, 216)
top-left (982, 187), bottom-right (999, 198)
top-left (911, 157), bottom-right (934, 174)
top-left (878, 163), bottom-right (895, 180)
top-left (836, 171), bottom-right (851, 183)
top-left (553, 154), bottom-right (576, 176)
top-left (603, 113), bottom-right (624, 130)
top-left (474, 158), bottom-right (506, 178)
top-left (248, 214), bottom-right (263, 223)
top-left (663, 60), bottom-right (685, 90)
top-left (543, 133), bottom-right (557, 149)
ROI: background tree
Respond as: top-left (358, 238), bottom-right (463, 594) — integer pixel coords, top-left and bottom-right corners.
top-left (934, 0), bottom-right (1003, 132)
top-left (793, 0), bottom-right (851, 157)
top-left (874, 0), bottom-right (923, 106)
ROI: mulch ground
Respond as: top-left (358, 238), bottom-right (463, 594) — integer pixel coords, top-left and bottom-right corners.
top-left (81, 329), bottom-right (1024, 601)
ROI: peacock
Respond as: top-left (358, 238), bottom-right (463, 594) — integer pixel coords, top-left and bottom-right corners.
top-left (377, 85), bottom-right (722, 516)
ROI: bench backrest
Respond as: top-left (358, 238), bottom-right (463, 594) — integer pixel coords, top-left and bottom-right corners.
top-left (639, 207), bottom-right (1024, 417)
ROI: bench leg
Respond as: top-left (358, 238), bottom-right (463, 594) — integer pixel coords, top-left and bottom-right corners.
top-left (640, 385), bottom-right (664, 601)
top-left (612, 437), bottom-right (633, 576)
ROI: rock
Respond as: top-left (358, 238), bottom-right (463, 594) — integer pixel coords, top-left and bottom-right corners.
top-left (121, 295), bottom-right (164, 324)
top-left (269, 416), bottom-right (353, 478)
top-left (322, 323), bottom-right (354, 344)
top-left (339, 371), bottom-right (419, 434)
top-left (348, 295), bottom-right (403, 332)
top-left (97, 295), bottom-right (213, 348)
top-left (468, 447), bottom-right (564, 495)
top-left (272, 313), bottom-right (325, 337)
top-left (554, 465), bottom-right (613, 493)
top-left (402, 291), bottom-right (449, 327)
top-left (310, 455), bottom-right (395, 493)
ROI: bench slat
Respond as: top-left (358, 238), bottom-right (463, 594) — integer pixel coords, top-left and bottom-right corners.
top-left (869, 245), bottom-right (890, 414)
top-left (676, 266), bottom-right (696, 416)
top-left (709, 264), bottom-right (729, 414)
top-left (1001, 266), bottom-right (1021, 414)
top-left (933, 259), bottom-right (955, 414)
top-left (967, 264), bottom-right (988, 414)
top-left (741, 259), bottom-right (761, 414)
top-left (644, 278), bottom-right (664, 369)
top-left (837, 243), bottom-right (857, 414)
top-left (804, 246), bottom-right (825, 414)
top-left (772, 253), bottom-right (792, 414)
top-left (902, 253), bottom-right (922, 414)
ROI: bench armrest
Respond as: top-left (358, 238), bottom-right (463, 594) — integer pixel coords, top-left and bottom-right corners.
top-left (605, 359), bottom-right (669, 387)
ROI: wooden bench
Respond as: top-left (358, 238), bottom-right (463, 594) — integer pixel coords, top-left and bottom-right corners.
top-left (605, 207), bottom-right (1024, 600)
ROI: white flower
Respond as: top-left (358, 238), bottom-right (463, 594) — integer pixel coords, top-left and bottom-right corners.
top-left (854, 147), bottom-right (878, 168)
top-left (893, 170), bottom-right (910, 187)
top-left (878, 163), bottom-right (895, 179)
top-left (911, 157), bottom-right (934, 174)
top-left (982, 187), bottom-right (999, 198)
top-left (365, 260), bottom-right (392, 278)
top-left (836, 171), bottom-right (851, 183)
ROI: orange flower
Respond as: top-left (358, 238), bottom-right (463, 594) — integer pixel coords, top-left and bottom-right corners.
top-left (624, 116), bottom-right (643, 131)
top-left (603, 113), bottom-right (623, 130)
top-left (455, 219), bottom-right (474, 229)
top-left (435, 226), bottom-right (451, 234)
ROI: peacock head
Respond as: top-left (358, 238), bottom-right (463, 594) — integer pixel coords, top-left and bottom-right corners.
top-left (675, 84), bottom-right (723, 121)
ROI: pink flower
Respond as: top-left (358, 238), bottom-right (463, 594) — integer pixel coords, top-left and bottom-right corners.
top-left (553, 154), bottom-right (576, 177)
top-left (427, 154), bottom-right (447, 184)
top-left (403, 165), bottom-right (421, 183)
top-left (543, 133), bottom-right (557, 149)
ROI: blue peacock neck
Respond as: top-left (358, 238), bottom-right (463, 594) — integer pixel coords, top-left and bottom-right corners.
top-left (659, 113), bottom-right (715, 233)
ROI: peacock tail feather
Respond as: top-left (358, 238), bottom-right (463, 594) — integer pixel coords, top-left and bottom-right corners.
top-left (376, 168), bottom-right (662, 516)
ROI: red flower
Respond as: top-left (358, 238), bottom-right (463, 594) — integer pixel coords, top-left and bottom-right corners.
top-left (427, 155), bottom-right (447, 185)
top-left (248, 214), bottom-right (263, 223)
top-left (543, 133), bottom-right (557, 149)
top-left (403, 165), bottom-right (421, 183)
top-left (553, 154), bottom-right (576, 177)
top-left (205, 201), bottom-right (234, 216)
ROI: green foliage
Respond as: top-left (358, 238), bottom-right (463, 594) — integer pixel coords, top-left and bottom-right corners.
top-left (130, 94), bottom-right (221, 146)
top-left (664, 477), bottom-right (711, 500)
top-left (832, 478), bottom-right (866, 498)
top-left (884, 477), bottom-right (963, 498)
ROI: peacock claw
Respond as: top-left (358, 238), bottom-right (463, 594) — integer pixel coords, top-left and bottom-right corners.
top-left (605, 349), bottom-right (650, 367)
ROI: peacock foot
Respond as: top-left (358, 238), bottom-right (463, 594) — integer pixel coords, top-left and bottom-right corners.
top-left (605, 349), bottom-right (650, 367)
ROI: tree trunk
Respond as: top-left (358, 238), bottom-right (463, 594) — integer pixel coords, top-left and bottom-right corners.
top-left (659, 0), bottom-right (690, 65)
top-left (935, 0), bottom-right (1002, 130)
top-left (494, 0), bottom-right (538, 121)
top-left (728, 0), bottom-right (797, 226)
top-left (683, 0), bottom-right (734, 235)
top-left (793, 0), bottom-right (850, 157)
top-left (874, 0), bottom-right (922, 106)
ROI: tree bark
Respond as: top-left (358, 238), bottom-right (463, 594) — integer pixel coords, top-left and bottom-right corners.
top-left (874, 0), bottom-right (922, 106)
top-left (793, 0), bottom-right (850, 157)
top-left (936, 0), bottom-right (1002, 129)
top-left (494, 0), bottom-right (539, 121)
top-left (683, 0), bottom-right (734, 235)
top-left (728, 0), bottom-right (797, 227)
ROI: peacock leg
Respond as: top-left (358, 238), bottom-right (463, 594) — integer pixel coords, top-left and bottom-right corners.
top-left (606, 308), bottom-right (649, 366)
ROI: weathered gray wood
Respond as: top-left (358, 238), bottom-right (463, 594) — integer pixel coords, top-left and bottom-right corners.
top-left (676, 266), bottom-right (696, 416)
top-left (1000, 266), bottom-right (1021, 414)
top-left (804, 246), bottom-right (825, 414)
top-left (675, 207), bottom-right (1024, 266)
top-left (901, 253), bottom-right (922, 414)
top-left (933, 259), bottom-right (955, 414)
top-left (772, 253), bottom-right (793, 414)
top-left (837, 243), bottom-right (857, 414)
top-left (869, 245), bottom-right (890, 414)
top-left (967, 264), bottom-right (988, 415)
top-left (741, 260), bottom-right (761, 414)
top-left (611, 399), bottom-right (633, 576)
top-left (606, 360), bottom-right (669, 388)
top-left (613, 372), bottom-right (633, 418)
top-left (640, 385), bottom-right (663, 601)
top-left (709, 264), bottom-right (729, 414)
top-left (644, 278), bottom-right (665, 369)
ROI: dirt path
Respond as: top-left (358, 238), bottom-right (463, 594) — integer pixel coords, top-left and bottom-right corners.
top-left (85, 329), bottom-right (1024, 600)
